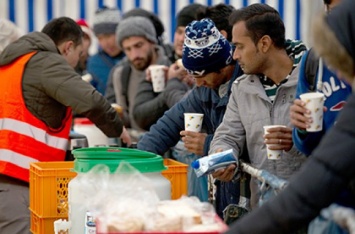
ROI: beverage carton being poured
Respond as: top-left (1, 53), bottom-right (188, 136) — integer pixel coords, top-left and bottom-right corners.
top-left (191, 149), bottom-right (238, 177)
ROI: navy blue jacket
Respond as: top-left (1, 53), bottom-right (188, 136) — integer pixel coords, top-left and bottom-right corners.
top-left (87, 49), bottom-right (125, 96)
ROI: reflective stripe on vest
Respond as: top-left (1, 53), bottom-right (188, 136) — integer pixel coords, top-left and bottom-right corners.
top-left (0, 118), bottom-right (68, 150)
top-left (0, 149), bottom-right (38, 169)
top-left (0, 51), bottom-right (72, 182)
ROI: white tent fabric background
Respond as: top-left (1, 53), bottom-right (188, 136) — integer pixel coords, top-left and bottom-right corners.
top-left (0, 0), bottom-right (324, 55)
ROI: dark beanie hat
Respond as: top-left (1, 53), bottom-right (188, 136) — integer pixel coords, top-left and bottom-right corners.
top-left (116, 16), bottom-right (157, 47)
top-left (123, 8), bottom-right (164, 38)
top-left (176, 3), bottom-right (206, 28)
top-left (182, 18), bottom-right (233, 76)
top-left (93, 7), bottom-right (121, 35)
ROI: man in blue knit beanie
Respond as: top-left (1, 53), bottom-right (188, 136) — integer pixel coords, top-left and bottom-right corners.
top-left (138, 18), bottom-right (244, 219)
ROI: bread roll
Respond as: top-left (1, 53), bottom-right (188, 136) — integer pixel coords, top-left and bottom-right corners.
top-left (106, 218), bottom-right (144, 232)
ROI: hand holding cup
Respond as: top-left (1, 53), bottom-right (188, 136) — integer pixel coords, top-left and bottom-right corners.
top-left (181, 113), bottom-right (205, 155)
top-left (263, 125), bottom-right (292, 159)
top-left (184, 113), bottom-right (204, 132)
top-left (147, 65), bottom-right (168, 92)
top-left (299, 92), bottom-right (325, 132)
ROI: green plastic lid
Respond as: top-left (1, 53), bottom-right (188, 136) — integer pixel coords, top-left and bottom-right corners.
top-left (72, 147), bottom-right (166, 173)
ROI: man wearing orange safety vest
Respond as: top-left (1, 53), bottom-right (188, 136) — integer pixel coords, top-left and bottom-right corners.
top-left (0, 17), bottom-right (131, 233)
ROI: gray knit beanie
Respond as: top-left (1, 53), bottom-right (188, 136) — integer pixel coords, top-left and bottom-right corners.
top-left (116, 16), bottom-right (157, 47)
top-left (93, 7), bottom-right (121, 35)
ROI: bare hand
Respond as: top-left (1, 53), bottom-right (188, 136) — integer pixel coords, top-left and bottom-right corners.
top-left (289, 99), bottom-right (311, 130)
top-left (180, 130), bottom-right (207, 156)
top-left (120, 127), bottom-right (132, 146)
top-left (290, 98), bottom-right (327, 130)
top-left (263, 126), bottom-right (293, 151)
top-left (211, 164), bottom-right (236, 182)
top-left (168, 63), bottom-right (188, 80)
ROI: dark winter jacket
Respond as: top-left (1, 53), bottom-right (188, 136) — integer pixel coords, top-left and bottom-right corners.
top-left (133, 77), bottom-right (191, 130)
top-left (108, 46), bottom-right (171, 131)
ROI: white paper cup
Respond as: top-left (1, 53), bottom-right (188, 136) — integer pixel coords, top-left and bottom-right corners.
top-left (149, 65), bottom-right (166, 92)
top-left (263, 125), bottom-right (286, 160)
top-left (184, 113), bottom-right (204, 132)
top-left (300, 92), bottom-right (325, 132)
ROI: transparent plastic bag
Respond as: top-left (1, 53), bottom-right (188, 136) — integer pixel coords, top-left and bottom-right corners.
top-left (74, 162), bottom-right (160, 232)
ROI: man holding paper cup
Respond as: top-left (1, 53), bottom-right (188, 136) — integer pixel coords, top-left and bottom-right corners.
top-left (132, 4), bottom-right (206, 131)
top-left (208, 4), bottom-right (307, 209)
top-left (109, 16), bottom-right (171, 139)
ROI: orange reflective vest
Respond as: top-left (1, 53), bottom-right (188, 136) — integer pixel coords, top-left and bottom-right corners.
top-left (0, 52), bottom-right (72, 182)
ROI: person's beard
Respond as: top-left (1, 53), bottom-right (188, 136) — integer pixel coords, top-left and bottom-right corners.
top-left (131, 48), bottom-right (154, 71)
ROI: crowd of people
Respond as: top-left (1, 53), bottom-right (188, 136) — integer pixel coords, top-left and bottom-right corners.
top-left (0, 0), bottom-right (354, 233)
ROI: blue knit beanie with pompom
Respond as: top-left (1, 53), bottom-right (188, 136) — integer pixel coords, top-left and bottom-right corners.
top-left (182, 18), bottom-right (233, 76)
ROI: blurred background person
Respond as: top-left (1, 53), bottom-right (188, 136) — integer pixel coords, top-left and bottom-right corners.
top-left (196, 3), bottom-right (235, 42)
top-left (87, 7), bottom-right (125, 95)
top-left (109, 16), bottom-right (171, 142)
top-left (75, 19), bottom-right (92, 79)
top-left (133, 3), bottom-right (206, 130)
top-left (122, 8), bottom-right (176, 63)
top-left (104, 7), bottom-right (182, 105)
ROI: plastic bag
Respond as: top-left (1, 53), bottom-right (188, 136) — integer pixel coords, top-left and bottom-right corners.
top-left (73, 162), bottom-right (160, 233)
top-left (75, 162), bottom-right (226, 233)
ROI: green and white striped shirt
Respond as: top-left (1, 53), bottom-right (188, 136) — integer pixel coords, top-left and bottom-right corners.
top-left (260, 39), bottom-right (306, 102)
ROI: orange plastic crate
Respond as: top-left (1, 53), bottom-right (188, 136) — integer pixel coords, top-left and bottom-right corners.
top-left (162, 159), bottom-right (188, 199)
top-left (30, 211), bottom-right (65, 234)
top-left (29, 159), bottom-right (187, 219)
top-left (29, 161), bottom-right (77, 218)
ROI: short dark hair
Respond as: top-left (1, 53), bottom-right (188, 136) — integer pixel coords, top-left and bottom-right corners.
top-left (229, 3), bottom-right (285, 49)
top-left (42, 17), bottom-right (83, 47)
top-left (196, 3), bottom-right (235, 41)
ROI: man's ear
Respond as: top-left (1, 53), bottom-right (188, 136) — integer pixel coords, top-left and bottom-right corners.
top-left (220, 30), bottom-right (228, 39)
top-left (258, 35), bottom-right (272, 53)
top-left (58, 41), bottom-right (74, 55)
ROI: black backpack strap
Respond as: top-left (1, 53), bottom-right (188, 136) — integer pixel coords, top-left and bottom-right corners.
top-left (121, 64), bottom-right (131, 107)
top-left (305, 48), bottom-right (319, 91)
